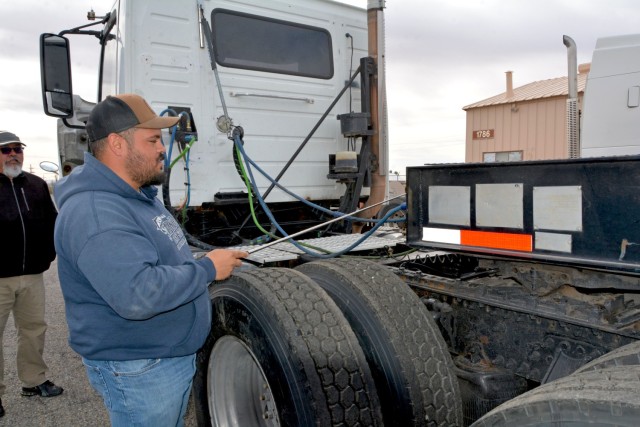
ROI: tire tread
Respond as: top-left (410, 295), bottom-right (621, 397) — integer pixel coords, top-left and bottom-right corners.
top-left (298, 258), bottom-right (463, 426)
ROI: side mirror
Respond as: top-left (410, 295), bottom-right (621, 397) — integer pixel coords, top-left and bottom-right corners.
top-left (40, 33), bottom-right (73, 118)
top-left (39, 161), bottom-right (60, 174)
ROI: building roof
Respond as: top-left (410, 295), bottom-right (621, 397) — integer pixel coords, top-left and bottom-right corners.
top-left (463, 72), bottom-right (588, 110)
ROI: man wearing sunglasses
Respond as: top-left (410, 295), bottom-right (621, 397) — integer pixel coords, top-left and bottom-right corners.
top-left (0, 131), bottom-right (63, 418)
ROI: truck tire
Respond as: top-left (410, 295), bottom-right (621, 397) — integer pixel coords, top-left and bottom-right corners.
top-left (572, 340), bottom-right (640, 374)
top-left (192, 267), bottom-right (382, 427)
top-left (376, 198), bottom-right (406, 226)
top-left (470, 365), bottom-right (640, 426)
top-left (296, 258), bottom-right (463, 427)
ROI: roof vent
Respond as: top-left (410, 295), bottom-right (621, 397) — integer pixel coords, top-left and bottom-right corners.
top-left (578, 63), bottom-right (591, 74)
top-left (505, 71), bottom-right (514, 98)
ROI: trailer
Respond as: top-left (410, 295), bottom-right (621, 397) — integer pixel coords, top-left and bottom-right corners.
top-left (39, 1), bottom-right (640, 425)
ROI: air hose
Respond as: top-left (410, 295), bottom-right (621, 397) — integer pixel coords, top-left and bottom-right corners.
top-left (159, 110), bottom-right (215, 251)
top-left (232, 132), bottom-right (403, 224)
top-left (233, 132), bottom-right (405, 258)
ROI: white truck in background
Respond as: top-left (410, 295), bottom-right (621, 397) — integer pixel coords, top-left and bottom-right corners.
top-left (580, 33), bottom-right (640, 157)
top-left (40, 1), bottom-right (640, 426)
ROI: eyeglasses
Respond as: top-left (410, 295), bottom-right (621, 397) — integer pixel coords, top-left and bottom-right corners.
top-left (0, 146), bottom-right (23, 155)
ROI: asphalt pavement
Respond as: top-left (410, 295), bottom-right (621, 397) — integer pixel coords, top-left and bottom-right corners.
top-left (1, 260), bottom-right (198, 426)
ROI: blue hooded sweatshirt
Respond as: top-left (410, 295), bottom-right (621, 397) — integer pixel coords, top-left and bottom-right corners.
top-left (54, 153), bottom-right (215, 360)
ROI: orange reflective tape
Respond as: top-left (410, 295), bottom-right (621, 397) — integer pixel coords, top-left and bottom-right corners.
top-left (460, 230), bottom-right (532, 252)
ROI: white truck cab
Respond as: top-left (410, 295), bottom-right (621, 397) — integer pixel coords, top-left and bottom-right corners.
top-left (41, 0), bottom-right (389, 248)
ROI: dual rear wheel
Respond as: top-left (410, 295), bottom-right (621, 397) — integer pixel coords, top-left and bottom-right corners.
top-left (192, 259), bottom-right (463, 426)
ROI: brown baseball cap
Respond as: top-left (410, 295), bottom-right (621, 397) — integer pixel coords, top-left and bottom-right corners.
top-left (85, 93), bottom-right (180, 142)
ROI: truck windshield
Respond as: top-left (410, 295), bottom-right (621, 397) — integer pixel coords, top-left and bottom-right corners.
top-left (211, 9), bottom-right (333, 79)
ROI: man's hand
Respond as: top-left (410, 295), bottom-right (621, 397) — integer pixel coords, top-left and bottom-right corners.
top-left (206, 249), bottom-right (248, 280)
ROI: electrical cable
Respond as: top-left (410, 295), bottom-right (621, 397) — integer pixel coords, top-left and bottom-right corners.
top-left (233, 134), bottom-right (403, 224)
top-left (234, 143), bottom-right (332, 254)
top-left (157, 111), bottom-right (214, 250)
top-left (234, 133), bottom-right (405, 258)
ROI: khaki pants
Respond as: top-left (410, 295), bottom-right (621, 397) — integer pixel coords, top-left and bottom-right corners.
top-left (0, 274), bottom-right (48, 395)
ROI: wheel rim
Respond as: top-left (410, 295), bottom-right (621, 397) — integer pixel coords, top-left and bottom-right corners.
top-left (208, 335), bottom-right (280, 427)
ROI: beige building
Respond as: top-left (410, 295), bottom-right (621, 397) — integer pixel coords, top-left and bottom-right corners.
top-left (463, 64), bottom-right (590, 163)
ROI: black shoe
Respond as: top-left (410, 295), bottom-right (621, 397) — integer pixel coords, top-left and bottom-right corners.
top-left (21, 380), bottom-right (63, 397)
top-left (0, 398), bottom-right (4, 417)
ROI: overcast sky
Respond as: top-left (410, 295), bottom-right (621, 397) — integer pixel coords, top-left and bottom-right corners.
top-left (1, 0), bottom-right (639, 179)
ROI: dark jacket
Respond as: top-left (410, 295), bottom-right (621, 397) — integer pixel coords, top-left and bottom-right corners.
top-left (54, 153), bottom-right (215, 360)
top-left (0, 171), bottom-right (57, 278)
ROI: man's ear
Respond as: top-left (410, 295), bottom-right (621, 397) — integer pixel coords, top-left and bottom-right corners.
top-left (106, 133), bottom-right (126, 156)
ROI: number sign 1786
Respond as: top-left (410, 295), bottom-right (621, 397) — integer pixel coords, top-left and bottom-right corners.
top-left (473, 129), bottom-right (494, 139)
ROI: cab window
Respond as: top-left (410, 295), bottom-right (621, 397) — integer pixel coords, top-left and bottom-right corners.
top-left (211, 9), bottom-right (333, 79)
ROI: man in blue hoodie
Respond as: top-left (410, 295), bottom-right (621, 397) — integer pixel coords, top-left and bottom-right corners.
top-left (54, 94), bottom-right (247, 426)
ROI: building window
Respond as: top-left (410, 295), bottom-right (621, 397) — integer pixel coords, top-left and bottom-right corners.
top-left (483, 151), bottom-right (523, 163)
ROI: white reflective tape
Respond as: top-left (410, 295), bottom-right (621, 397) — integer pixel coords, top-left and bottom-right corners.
top-left (535, 232), bottom-right (572, 253)
top-left (422, 227), bottom-right (461, 244)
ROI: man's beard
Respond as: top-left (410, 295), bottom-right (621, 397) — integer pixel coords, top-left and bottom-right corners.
top-left (2, 161), bottom-right (22, 179)
top-left (125, 147), bottom-right (166, 187)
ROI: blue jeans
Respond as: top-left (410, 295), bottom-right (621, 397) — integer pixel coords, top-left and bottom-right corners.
top-left (82, 354), bottom-right (196, 427)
